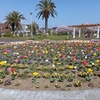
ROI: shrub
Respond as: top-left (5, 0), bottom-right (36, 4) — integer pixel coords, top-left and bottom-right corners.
top-left (19, 34), bottom-right (23, 37)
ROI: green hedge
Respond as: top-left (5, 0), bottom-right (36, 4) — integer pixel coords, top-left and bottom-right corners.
top-left (1, 33), bottom-right (24, 37)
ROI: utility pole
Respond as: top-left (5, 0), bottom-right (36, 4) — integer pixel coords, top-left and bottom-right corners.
top-left (30, 13), bottom-right (33, 38)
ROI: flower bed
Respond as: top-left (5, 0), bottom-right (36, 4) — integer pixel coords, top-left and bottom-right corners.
top-left (0, 41), bottom-right (100, 90)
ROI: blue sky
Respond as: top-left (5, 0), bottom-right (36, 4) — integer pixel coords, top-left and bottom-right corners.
top-left (0, 0), bottom-right (100, 28)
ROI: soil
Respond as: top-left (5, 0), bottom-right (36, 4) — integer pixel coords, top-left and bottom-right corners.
top-left (0, 74), bottom-right (100, 91)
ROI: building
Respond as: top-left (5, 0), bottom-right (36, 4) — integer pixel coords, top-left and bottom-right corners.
top-left (0, 23), bottom-right (9, 33)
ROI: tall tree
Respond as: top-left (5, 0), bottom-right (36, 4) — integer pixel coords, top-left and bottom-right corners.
top-left (5, 11), bottom-right (26, 36)
top-left (27, 21), bottom-right (39, 36)
top-left (36, 0), bottom-right (57, 35)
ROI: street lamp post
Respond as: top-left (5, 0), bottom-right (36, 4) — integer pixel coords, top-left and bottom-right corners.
top-left (30, 12), bottom-right (33, 38)
top-left (51, 17), bottom-right (52, 36)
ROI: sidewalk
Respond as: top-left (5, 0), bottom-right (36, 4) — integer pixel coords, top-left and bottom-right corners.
top-left (0, 88), bottom-right (100, 100)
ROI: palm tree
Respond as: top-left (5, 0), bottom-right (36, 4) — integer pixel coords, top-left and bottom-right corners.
top-left (27, 21), bottom-right (39, 36)
top-left (5, 11), bottom-right (26, 36)
top-left (36, 0), bottom-right (57, 35)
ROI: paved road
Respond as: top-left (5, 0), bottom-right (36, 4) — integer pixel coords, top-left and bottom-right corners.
top-left (0, 88), bottom-right (100, 100)
top-left (0, 38), bottom-right (26, 42)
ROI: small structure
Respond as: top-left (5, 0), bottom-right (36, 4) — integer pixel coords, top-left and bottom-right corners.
top-left (0, 23), bottom-right (9, 33)
top-left (68, 23), bottom-right (100, 38)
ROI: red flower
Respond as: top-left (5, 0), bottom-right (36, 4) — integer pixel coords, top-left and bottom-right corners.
top-left (23, 56), bottom-right (27, 59)
top-left (38, 52), bottom-right (42, 55)
top-left (4, 49), bottom-right (9, 52)
top-left (98, 47), bottom-right (100, 50)
top-left (83, 60), bottom-right (87, 65)
top-left (71, 53), bottom-right (74, 56)
top-left (62, 55), bottom-right (65, 59)
top-left (73, 57), bottom-right (76, 61)
top-left (11, 68), bottom-right (15, 73)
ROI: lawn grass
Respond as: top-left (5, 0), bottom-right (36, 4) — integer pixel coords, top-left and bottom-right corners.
top-left (33, 35), bottom-right (67, 40)
top-left (0, 35), bottom-right (100, 42)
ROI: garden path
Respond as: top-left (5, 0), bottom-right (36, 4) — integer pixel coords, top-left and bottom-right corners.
top-left (0, 88), bottom-right (100, 100)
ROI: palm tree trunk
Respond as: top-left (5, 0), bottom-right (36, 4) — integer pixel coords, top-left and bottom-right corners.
top-left (16, 28), bottom-right (19, 36)
top-left (45, 18), bottom-right (48, 35)
top-left (12, 24), bottom-right (15, 37)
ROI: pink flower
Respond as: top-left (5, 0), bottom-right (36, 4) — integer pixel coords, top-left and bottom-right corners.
top-left (15, 59), bottom-right (19, 63)
top-left (73, 57), bottom-right (76, 61)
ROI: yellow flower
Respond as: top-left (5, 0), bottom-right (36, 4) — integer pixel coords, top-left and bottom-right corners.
top-left (54, 73), bottom-right (58, 77)
top-left (93, 53), bottom-right (96, 56)
top-left (95, 60), bottom-right (99, 63)
top-left (33, 72), bottom-right (38, 77)
top-left (51, 49), bottom-right (54, 52)
top-left (68, 65), bottom-right (74, 69)
top-left (0, 61), bottom-right (6, 66)
top-left (90, 50), bottom-right (93, 53)
top-left (57, 62), bottom-right (61, 65)
top-left (58, 54), bottom-right (61, 56)
top-left (36, 49), bottom-right (38, 52)
top-left (45, 50), bottom-right (48, 54)
top-left (3, 52), bottom-right (7, 55)
top-left (36, 85), bottom-right (40, 88)
top-left (0, 79), bottom-right (3, 83)
top-left (88, 68), bottom-right (93, 74)
top-left (75, 81), bottom-right (82, 87)
top-left (42, 50), bottom-right (45, 53)
top-left (53, 57), bottom-right (57, 60)
top-left (62, 46), bottom-right (65, 49)
top-left (0, 70), bottom-right (3, 73)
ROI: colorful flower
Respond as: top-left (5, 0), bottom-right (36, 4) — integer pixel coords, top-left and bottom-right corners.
top-left (88, 68), bottom-right (93, 74)
top-left (33, 72), bottom-right (38, 77)
top-left (68, 65), bottom-right (74, 69)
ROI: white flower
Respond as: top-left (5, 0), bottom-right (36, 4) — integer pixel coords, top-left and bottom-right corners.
top-left (57, 51), bottom-right (60, 54)
top-left (31, 51), bottom-right (34, 53)
top-left (92, 63), bottom-right (94, 65)
top-left (81, 49), bottom-right (83, 52)
top-left (74, 66), bottom-right (77, 69)
top-left (52, 64), bottom-right (55, 67)
top-left (45, 59), bottom-right (48, 62)
top-left (68, 56), bottom-right (70, 58)
top-left (82, 52), bottom-right (84, 54)
top-left (85, 56), bottom-right (87, 59)
top-left (35, 45), bottom-right (37, 47)
top-left (16, 52), bottom-right (19, 55)
top-left (4, 61), bottom-right (7, 63)
top-left (14, 46), bottom-right (17, 48)
top-left (13, 52), bottom-right (16, 55)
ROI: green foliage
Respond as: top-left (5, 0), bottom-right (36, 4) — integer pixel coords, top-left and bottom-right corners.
top-left (5, 11), bottom-right (26, 33)
top-left (11, 74), bottom-right (15, 80)
top-left (0, 72), bottom-right (5, 79)
top-left (3, 34), bottom-right (13, 37)
top-left (18, 72), bottom-right (28, 80)
top-left (36, 0), bottom-right (57, 33)
top-left (24, 68), bottom-right (30, 73)
top-left (50, 77), bottom-right (56, 83)
top-left (86, 74), bottom-right (91, 81)
top-left (32, 78), bottom-right (39, 83)
top-left (68, 74), bottom-right (75, 82)
top-left (59, 76), bottom-right (66, 82)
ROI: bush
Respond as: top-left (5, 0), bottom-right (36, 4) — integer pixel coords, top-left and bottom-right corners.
top-left (19, 34), bottom-right (23, 37)
top-left (3, 34), bottom-right (11, 37)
